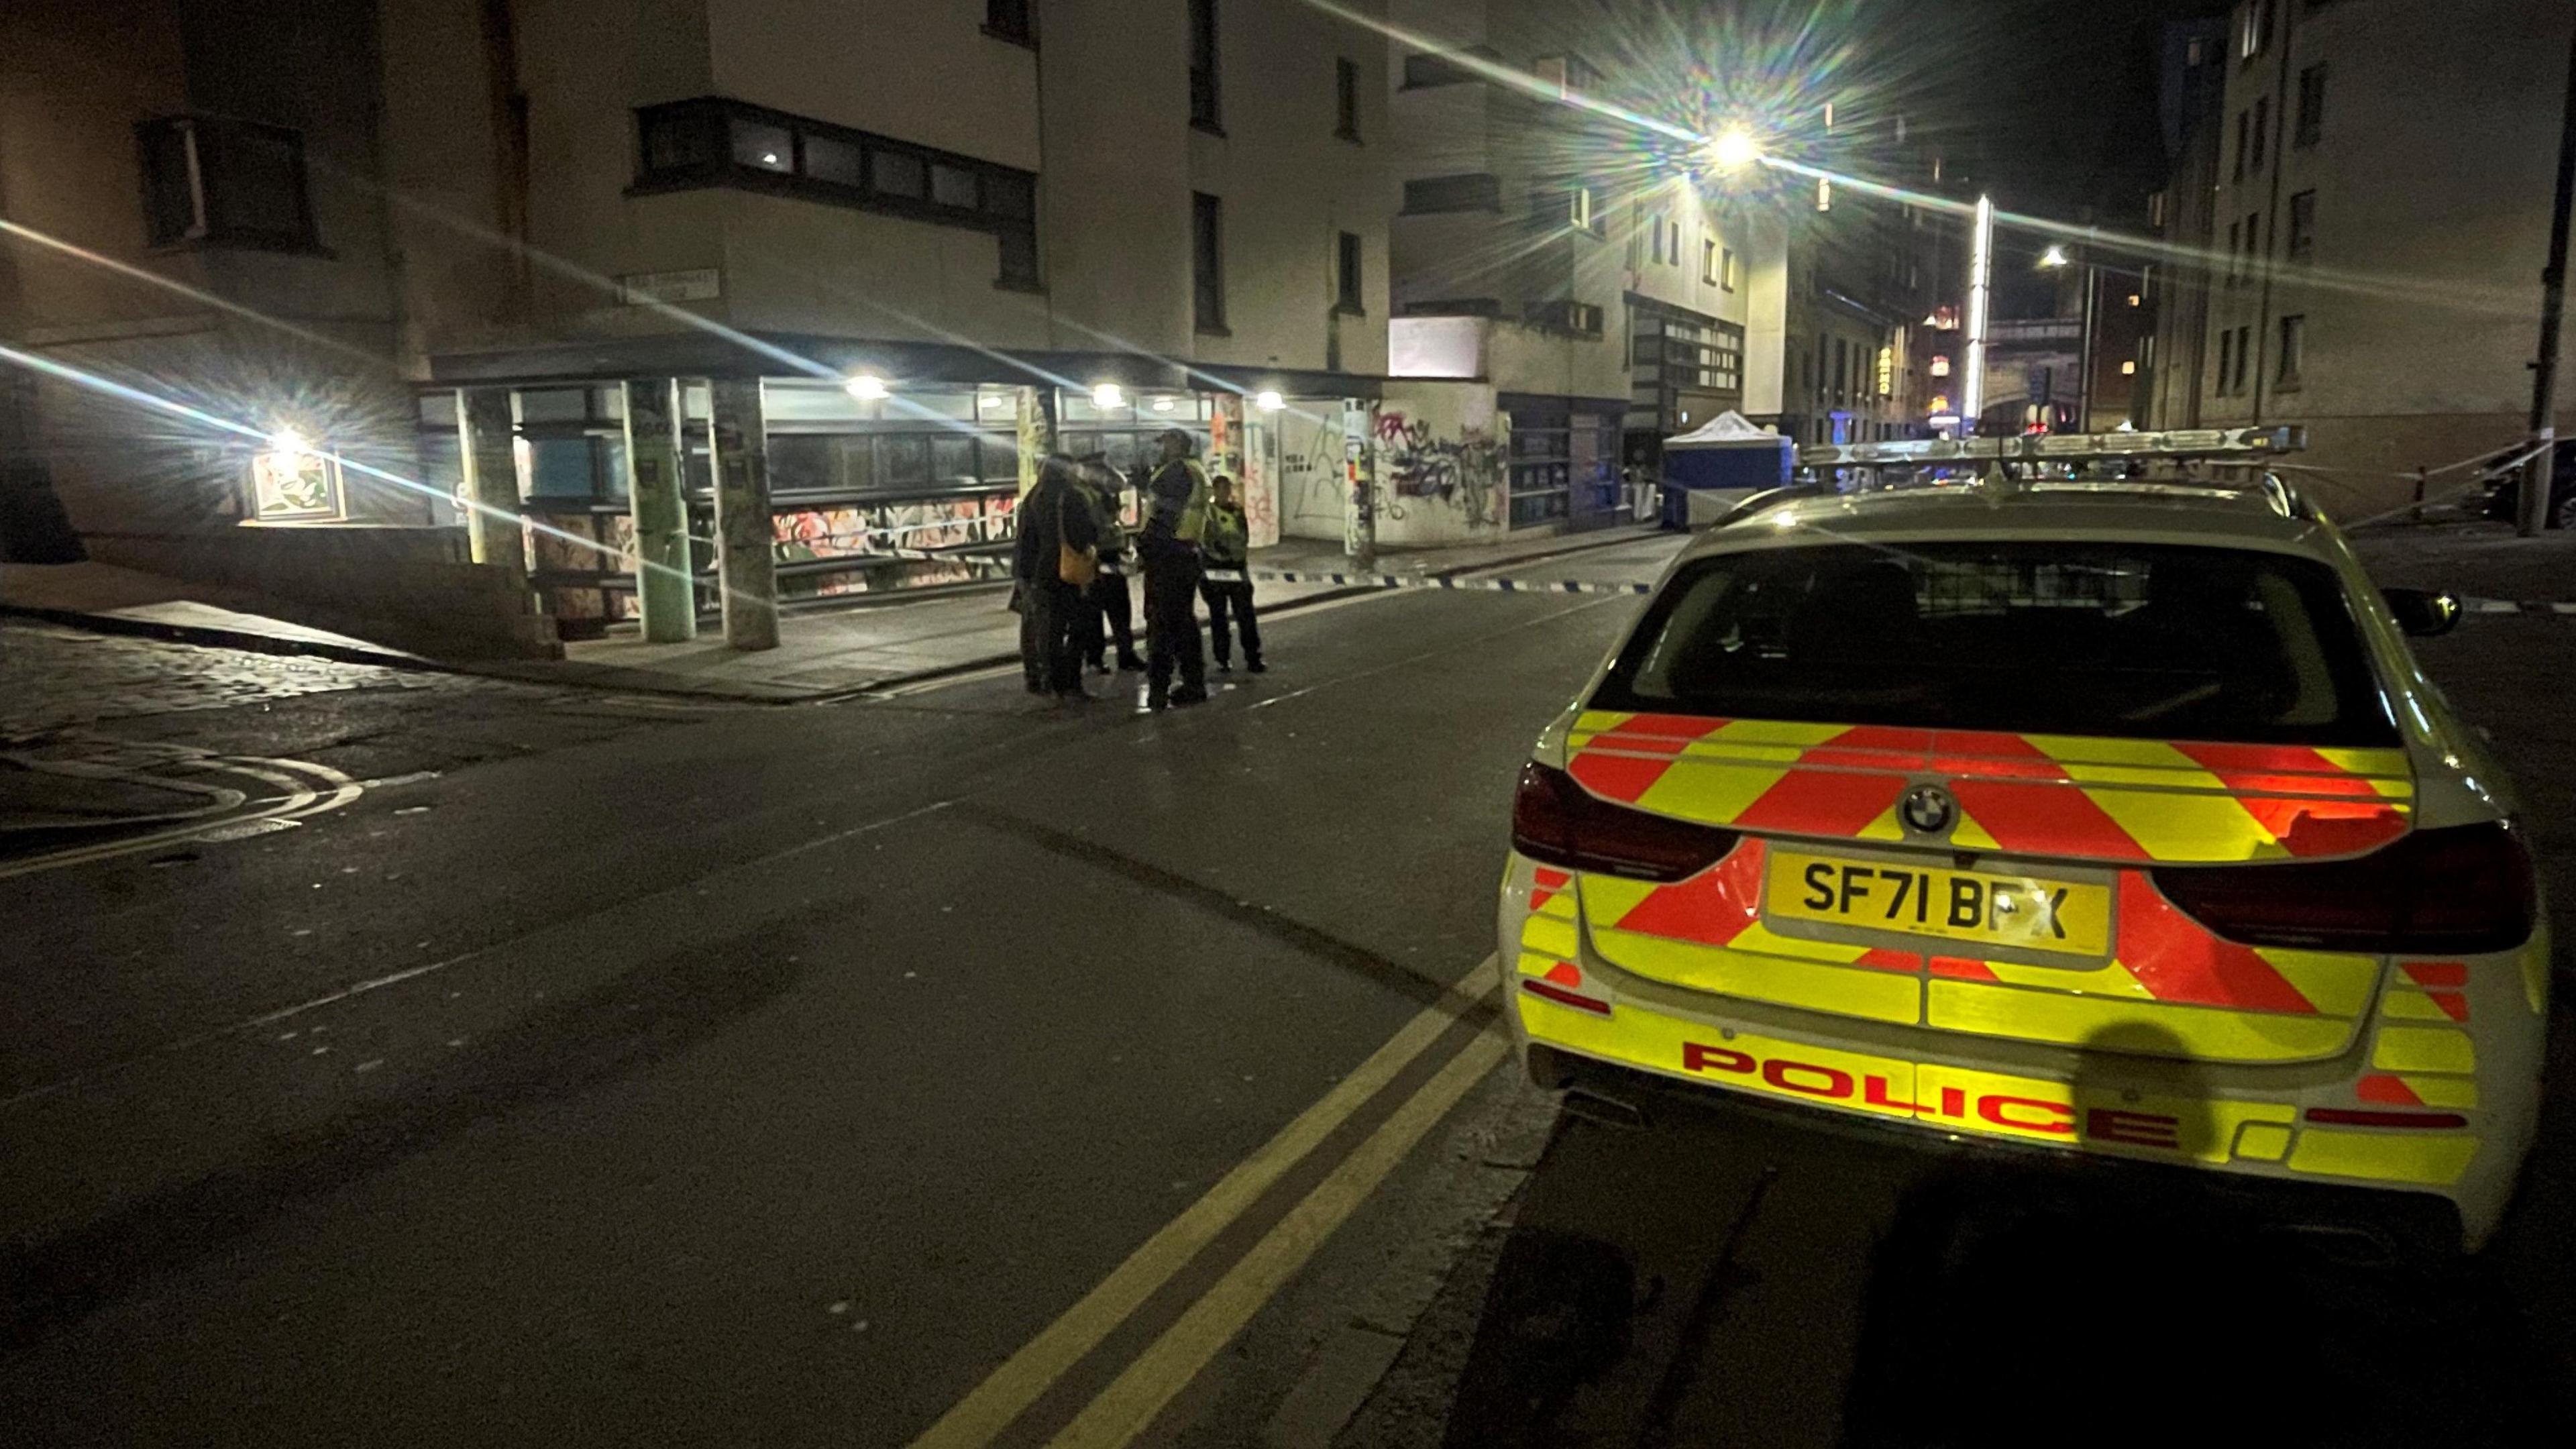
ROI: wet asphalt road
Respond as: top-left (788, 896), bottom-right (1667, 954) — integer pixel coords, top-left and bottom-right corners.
top-left (0, 583), bottom-right (1634, 1446)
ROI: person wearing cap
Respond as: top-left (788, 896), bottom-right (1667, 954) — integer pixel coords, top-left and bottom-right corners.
top-left (1010, 453), bottom-right (1097, 701)
top-left (1138, 428), bottom-right (1212, 709)
top-left (1197, 474), bottom-right (1263, 674)
top-left (1075, 453), bottom-right (1146, 674)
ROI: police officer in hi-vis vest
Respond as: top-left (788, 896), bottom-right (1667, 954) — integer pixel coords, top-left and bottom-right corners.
top-left (1198, 474), bottom-right (1263, 674)
top-left (1138, 428), bottom-right (1212, 710)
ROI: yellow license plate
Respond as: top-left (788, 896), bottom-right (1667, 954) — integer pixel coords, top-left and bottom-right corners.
top-left (1763, 848), bottom-right (2112, 958)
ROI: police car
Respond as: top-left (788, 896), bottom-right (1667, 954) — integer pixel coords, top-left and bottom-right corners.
top-left (1500, 427), bottom-right (2546, 1251)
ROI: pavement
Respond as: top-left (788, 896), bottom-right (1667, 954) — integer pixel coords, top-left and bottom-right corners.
top-left (4, 527), bottom-right (1682, 706)
top-left (1, 516), bottom-right (2572, 1447)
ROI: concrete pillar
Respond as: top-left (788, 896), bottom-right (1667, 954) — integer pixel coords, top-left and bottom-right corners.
top-left (455, 387), bottom-right (524, 576)
top-left (1241, 408), bottom-right (1280, 549)
top-left (621, 378), bottom-right (696, 642)
top-left (1342, 399), bottom-right (1377, 570)
top-left (1016, 384), bottom-right (1055, 496)
top-left (706, 378), bottom-right (779, 651)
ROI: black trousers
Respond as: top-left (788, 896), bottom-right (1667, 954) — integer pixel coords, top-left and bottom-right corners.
top-left (1201, 578), bottom-right (1260, 666)
top-left (1081, 565), bottom-right (1138, 665)
top-left (1025, 580), bottom-right (1084, 693)
top-left (1141, 537), bottom-right (1204, 694)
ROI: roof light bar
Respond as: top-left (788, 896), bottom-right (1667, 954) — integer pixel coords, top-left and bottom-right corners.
top-left (1796, 425), bottom-right (2306, 470)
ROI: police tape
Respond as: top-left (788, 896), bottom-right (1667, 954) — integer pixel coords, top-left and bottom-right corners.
top-left (1236, 568), bottom-right (1654, 596)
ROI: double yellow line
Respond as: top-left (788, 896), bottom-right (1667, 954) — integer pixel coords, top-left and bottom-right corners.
top-left (910, 956), bottom-right (1508, 1449)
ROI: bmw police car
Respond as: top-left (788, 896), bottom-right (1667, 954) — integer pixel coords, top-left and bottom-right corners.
top-left (1499, 427), bottom-right (2546, 1251)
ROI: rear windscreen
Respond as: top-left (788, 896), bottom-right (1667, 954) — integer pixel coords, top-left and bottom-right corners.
top-left (1593, 541), bottom-right (2398, 745)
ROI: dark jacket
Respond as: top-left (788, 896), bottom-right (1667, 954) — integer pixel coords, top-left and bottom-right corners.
top-left (1014, 474), bottom-right (1098, 582)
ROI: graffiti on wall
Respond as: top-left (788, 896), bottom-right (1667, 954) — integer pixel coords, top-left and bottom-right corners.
top-left (1372, 411), bottom-right (1505, 530)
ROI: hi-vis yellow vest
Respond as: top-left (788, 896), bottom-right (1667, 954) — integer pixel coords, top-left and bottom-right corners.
top-left (1155, 458), bottom-right (1213, 543)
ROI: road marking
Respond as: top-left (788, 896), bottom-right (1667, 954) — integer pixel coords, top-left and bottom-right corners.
top-left (1045, 1031), bottom-right (1513, 1448)
top-left (906, 957), bottom-right (1500, 1449)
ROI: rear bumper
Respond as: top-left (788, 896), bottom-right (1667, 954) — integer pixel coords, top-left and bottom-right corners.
top-left (1532, 1046), bottom-right (2473, 1256)
top-left (1499, 855), bottom-right (2544, 1250)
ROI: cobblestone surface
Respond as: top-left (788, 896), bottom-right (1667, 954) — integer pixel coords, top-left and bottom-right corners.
top-left (0, 622), bottom-right (486, 740)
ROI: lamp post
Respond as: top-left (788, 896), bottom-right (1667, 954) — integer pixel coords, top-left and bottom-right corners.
top-left (1960, 196), bottom-right (1994, 433)
top-left (2039, 244), bottom-right (2096, 431)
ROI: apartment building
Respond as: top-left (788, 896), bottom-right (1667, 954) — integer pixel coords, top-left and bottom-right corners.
top-left (1370, 0), bottom-right (1794, 545)
top-left (2145, 0), bottom-right (2576, 514)
top-left (2, 1), bottom-right (1397, 643)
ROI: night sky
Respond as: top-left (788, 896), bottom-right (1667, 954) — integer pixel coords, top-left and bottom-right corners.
top-left (1900, 0), bottom-right (2230, 219)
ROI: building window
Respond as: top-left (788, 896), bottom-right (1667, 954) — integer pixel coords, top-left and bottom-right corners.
top-left (1650, 213), bottom-right (1665, 264)
top-left (1335, 57), bottom-right (1361, 142)
top-left (2286, 190), bottom-right (2316, 265)
top-left (1401, 47), bottom-right (1497, 89)
top-left (2249, 96), bottom-right (2269, 173)
top-left (2232, 110), bottom-right (2248, 182)
top-left (1192, 191), bottom-right (1225, 332)
top-left (1401, 173), bottom-right (1499, 213)
top-left (2295, 64), bottom-right (2326, 147)
top-left (2217, 327), bottom-right (2237, 394)
top-left (1668, 220), bottom-right (1682, 265)
top-left (1721, 246), bottom-right (1739, 291)
top-left (1336, 230), bottom-right (1363, 313)
top-left (2149, 189), bottom-right (2167, 229)
top-left (1188, 0), bottom-right (1222, 132)
top-left (633, 99), bottom-right (1039, 290)
top-left (2241, 0), bottom-right (2273, 60)
top-left (1540, 182), bottom-right (1597, 233)
top-left (138, 115), bottom-right (318, 252)
top-left (1531, 53), bottom-right (1602, 98)
top-left (2233, 324), bottom-right (2253, 392)
top-left (984, 0), bottom-right (1034, 46)
top-left (2276, 315), bottom-right (2305, 388)
top-left (1703, 239), bottom-right (1720, 286)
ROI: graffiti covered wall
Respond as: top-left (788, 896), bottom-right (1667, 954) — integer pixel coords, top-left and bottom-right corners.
top-left (1370, 382), bottom-right (1510, 547)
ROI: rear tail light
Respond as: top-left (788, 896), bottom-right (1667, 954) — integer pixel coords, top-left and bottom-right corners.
top-left (1512, 761), bottom-right (1739, 883)
top-left (2151, 822), bottom-right (2535, 954)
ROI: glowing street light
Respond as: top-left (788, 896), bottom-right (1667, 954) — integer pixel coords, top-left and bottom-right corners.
top-left (1710, 127), bottom-right (1762, 172)
top-left (2039, 244), bottom-right (2072, 269)
top-left (267, 425), bottom-right (311, 458)
top-left (1091, 382), bottom-right (1126, 409)
top-left (1254, 390), bottom-right (1285, 413)
top-left (843, 373), bottom-right (890, 400)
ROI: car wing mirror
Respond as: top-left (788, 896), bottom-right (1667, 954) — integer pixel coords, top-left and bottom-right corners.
top-left (2383, 586), bottom-right (2462, 637)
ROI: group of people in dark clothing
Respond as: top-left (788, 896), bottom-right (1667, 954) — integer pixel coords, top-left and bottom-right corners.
top-left (1013, 428), bottom-right (1262, 711)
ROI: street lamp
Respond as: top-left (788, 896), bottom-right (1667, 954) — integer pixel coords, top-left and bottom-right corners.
top-left (1710, 127), bottom-right (1762, 172)
top-left (2037, 246), bottom-right (2107, 431)
top-left (843, 373), bottom-right (890, 400)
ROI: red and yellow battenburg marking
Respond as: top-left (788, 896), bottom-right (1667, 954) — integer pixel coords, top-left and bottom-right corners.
top-left (1563, 712), bottom-right (2412, 865)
